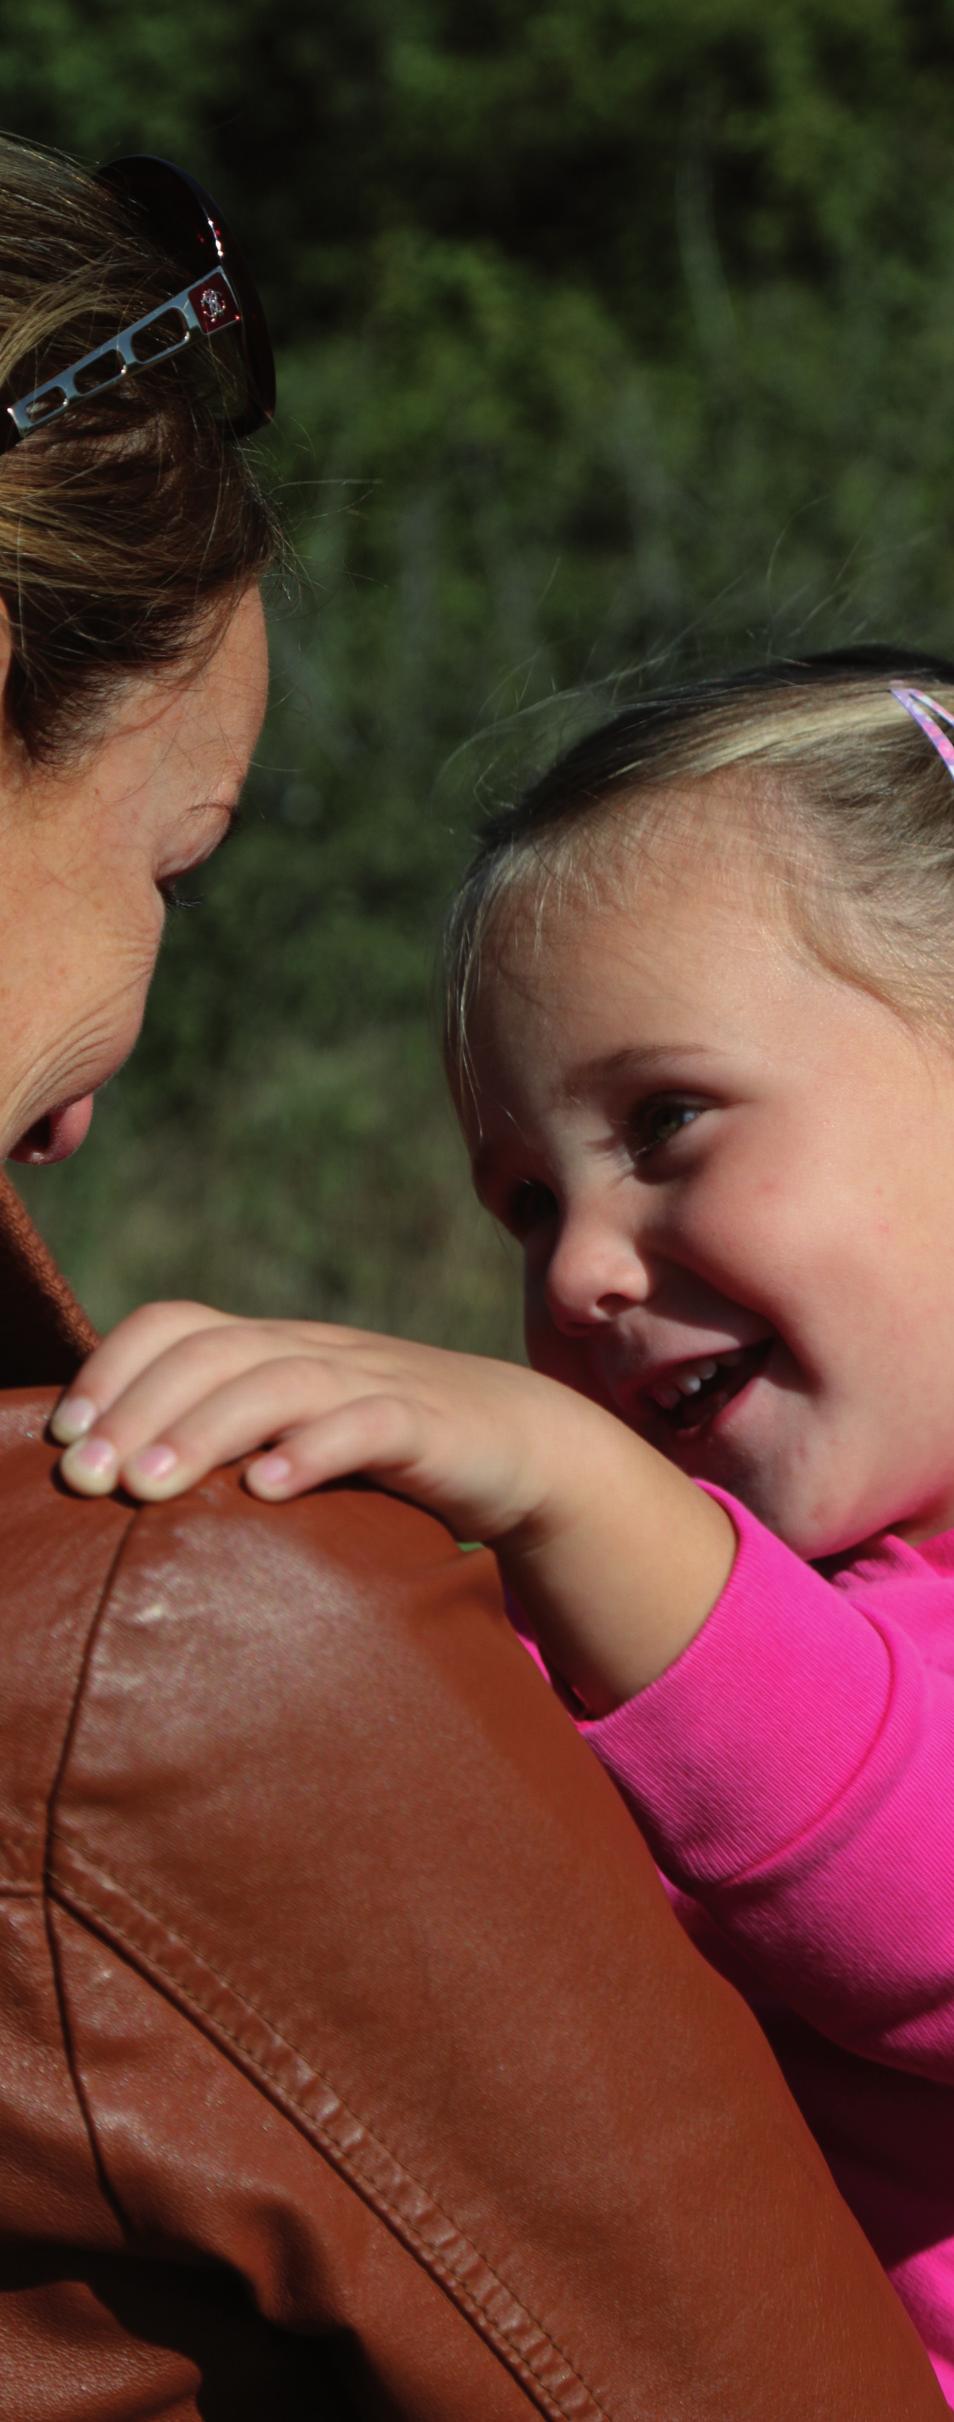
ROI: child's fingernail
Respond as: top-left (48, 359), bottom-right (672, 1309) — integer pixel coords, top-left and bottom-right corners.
top-left (49, 1394), bottom-right (98, 1445)
top-left (123, 1443), bottom-right (180, 1491)
top-left (60, 1435), bottom-right (118, 1491)
top-left (248, 1453), bottom-right (292, 1495)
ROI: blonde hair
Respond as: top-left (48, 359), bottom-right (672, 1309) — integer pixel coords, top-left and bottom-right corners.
top-left (0, 134), bottom-right (277, 759)
top-left (444, 650), bottom-right (954, 1084)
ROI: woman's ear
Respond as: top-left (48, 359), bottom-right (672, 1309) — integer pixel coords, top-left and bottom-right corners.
top-left (0, 600), bottom-right (24, 787)
top-left (0, 601), bottom-right (31, 812)
top-left (0, 598), bottom-right (14, 708)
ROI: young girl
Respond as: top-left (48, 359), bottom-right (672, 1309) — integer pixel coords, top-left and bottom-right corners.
top-left (50, 646), bottom-right (954, 2399)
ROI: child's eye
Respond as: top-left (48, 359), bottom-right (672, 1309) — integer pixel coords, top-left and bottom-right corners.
top-left (628, 1097), bottom-right (703, 1159)
top-left (501, 1178), bottom-right (557, 1239)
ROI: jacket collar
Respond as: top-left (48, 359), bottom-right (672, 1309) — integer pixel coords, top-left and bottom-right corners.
top-left (0, 1171), bottom-right (98, 1387)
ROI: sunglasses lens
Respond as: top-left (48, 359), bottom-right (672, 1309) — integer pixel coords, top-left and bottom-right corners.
top-left (102, 156), bottom-right (220, 281)
top-left (182, 319), bottom-right (260, 428)
top-left (223, 266), bottom-right (276, 435)
top-left (100, 156), bottom-right (275, 433)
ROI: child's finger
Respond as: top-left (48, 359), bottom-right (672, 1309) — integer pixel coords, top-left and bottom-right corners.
top-left (49, 1306), bottom-right (389, 1451)
top-left (245, 1396), bottom-right (425, 1502)
top-left (61, 1355), bottom-right (360, 1501)
top-left (56, 1328), bottom-right (319, 1494)
top-left (49, 1300), bottom-right (236, 1444)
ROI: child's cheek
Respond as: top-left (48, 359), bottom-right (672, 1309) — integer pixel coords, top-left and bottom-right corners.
top-left (522, 1281), bottom-right (610, 1410)
top-left (523, 1272), bottom-right (571, 1385)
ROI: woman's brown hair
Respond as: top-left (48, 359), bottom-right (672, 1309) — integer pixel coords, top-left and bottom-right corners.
top-left (0, 134), bottom-right (277, 761)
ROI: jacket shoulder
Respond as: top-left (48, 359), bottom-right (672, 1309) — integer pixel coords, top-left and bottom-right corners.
top-left (0, 1390), bottom-right (132, 1886)
top-left (0, 1399), bottom-right (944, 2417)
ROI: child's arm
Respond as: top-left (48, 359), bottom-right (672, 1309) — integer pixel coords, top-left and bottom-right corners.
top-left (580, 1487), bottom-right (954, 2080)
top-left (49, 1301), bottom-right (736, 1717)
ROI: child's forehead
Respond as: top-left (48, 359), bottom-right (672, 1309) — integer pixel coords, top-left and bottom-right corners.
top-left (475, 820), bottom-right (788, 1002)
top-left (450, 768), bottom-right (859, 1137)
top-left (501, 771), bottom-right (792, 922)
top-left (464, 868), bottom-right (781, 1088)
top-left (457, 811), bottom-right (912, 1146)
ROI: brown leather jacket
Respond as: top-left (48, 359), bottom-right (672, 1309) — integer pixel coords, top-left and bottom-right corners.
top-left (0, 1173), bottom-right (945, 2419)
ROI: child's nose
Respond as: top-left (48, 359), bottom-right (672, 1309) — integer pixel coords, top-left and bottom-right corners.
top-left (544, 1211), bottom-right (650, 1334)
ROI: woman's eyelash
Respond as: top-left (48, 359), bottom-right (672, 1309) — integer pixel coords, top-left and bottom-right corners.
top-left (158, 876), bottom-right (204, 912)
top-left (160, 804), bottom-right (244, 912)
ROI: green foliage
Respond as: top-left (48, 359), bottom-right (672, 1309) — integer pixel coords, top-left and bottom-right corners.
top-left (10, 1), bottom-right (954, 1351)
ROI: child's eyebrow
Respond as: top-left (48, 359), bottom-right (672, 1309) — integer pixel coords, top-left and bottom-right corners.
top-left (560, 1042), bottom-right (720, 1099)
top-left (470, 1137), bottom-right (507, 1197)
top-left (469, 1043), bottom-right (721, 1197)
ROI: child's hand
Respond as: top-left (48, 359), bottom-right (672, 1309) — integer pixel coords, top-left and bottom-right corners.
top-left (49, 1301), bottom-right (736, 1713)
top-left (50, 1298), bottom-right (595, 1542)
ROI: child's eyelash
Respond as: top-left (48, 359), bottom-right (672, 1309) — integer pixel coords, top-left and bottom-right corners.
top-left (502, 1178), bottom-right (556, 1237)
top-left (628, 1098), bottom-right (703, 1156)
top-left (492, 1100), bottom-right (705, 1230)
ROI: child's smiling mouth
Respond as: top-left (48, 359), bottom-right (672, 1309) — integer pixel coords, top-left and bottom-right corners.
top-left (640, 1340), bottom-right (775, 1438)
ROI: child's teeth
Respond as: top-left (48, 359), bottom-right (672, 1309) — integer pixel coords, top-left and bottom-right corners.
top-left (675, 1359), bottom-right (719, 1396)
top-left (650, 1356), bottom-right (722, 1407)
top-left (644, 1342), bottom-right (771, 1423)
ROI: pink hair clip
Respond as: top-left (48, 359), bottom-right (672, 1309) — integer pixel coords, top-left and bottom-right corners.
top-left (890, 684), bottom-right (954, 779)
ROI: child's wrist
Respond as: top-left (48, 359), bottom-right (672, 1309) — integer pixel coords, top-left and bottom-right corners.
top-left (497, 1414), bottom-right (738, 1716)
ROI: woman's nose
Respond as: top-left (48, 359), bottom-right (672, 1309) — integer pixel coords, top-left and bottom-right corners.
top-left (543, 1209), bottom-right (651, 1334)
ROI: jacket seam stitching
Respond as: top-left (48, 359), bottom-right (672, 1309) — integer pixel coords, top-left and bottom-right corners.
top-left (51, 1858), bottom-right (609, 2422)
top-left (43, 1505), bottom-right (139, 2243)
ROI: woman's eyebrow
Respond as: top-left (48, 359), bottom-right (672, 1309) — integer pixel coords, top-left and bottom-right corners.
top-left (176, 803), bottom-right (245, 873)
top-left (186, 800), bottom-right (244, 845)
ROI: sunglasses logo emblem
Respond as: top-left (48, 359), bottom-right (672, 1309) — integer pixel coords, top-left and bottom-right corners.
top-left (190, 273), bottom-right (241, 336)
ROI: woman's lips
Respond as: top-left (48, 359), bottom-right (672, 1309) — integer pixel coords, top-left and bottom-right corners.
top-left (8, 1094), bottom-right (95, 1165)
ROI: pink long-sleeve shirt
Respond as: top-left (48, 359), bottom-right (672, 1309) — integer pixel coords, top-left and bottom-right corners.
top-left (551, 1484), bottom-right (954, 2403)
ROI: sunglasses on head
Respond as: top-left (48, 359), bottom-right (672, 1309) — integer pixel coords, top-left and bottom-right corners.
top-left (0, 153), bottom-right (276, 455)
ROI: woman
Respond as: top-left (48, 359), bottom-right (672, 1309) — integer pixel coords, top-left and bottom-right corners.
top-left (0, 133), bottom-right (942, 2418)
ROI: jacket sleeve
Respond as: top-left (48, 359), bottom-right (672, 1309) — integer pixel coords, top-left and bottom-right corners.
top-left (39, 1442), bottom-right (946, 2421)
top-left (581, 1484), bottom-right (954, 2079)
